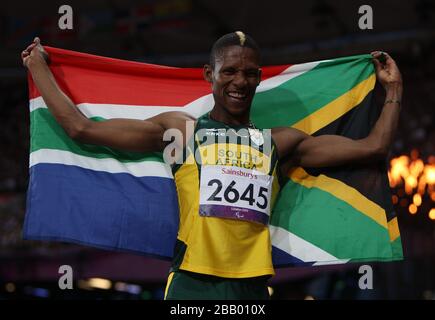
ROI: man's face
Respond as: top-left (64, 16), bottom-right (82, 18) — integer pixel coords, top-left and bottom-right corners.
top-left (204, 46), bottom-right (261, 117)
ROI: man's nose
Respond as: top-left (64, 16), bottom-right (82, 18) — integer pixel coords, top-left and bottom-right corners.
top-left (232, 71), bottom-right (248, 87)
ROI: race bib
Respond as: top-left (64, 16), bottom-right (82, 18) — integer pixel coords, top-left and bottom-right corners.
top-left (199, 165), bottom-right (273, 225)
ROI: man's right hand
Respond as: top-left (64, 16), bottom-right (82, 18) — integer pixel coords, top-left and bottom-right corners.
top-left (21, 37), bottom-right (49, 68)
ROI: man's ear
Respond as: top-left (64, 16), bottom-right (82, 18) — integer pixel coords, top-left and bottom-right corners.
top-left (203, 64), bottom-right (213, 83)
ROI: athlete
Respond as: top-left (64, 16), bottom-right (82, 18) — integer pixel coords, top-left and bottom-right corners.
top-left (22, 32), bottom-right (402, 299)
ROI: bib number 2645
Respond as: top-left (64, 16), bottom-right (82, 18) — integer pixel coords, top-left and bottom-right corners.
top-left (199, 165), bottom-right (273, 224)
top-left (207, 179), bottom-right (268, 210)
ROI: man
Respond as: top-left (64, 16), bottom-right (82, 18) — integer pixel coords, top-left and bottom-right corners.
top-left (22, 32), bottom-right (402, 299)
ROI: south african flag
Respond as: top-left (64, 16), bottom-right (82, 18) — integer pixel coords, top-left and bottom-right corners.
top-left (24, 47), bottom-right (403, 266)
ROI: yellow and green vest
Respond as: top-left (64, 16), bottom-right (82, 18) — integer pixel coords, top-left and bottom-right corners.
top-left (171, 114), bottom-right (280, 278)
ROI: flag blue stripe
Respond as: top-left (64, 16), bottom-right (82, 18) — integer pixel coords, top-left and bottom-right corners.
top-left (271, 246), bottom-right (313, 267)
top-left (24, 163), bottom-right (179, 259)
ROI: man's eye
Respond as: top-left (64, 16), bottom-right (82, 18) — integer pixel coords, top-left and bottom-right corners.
top-left (223, 69), bottom-right (235, 75)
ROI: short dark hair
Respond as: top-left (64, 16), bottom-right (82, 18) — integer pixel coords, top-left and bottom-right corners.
top-left (209, 31), bottom-right (261, 68)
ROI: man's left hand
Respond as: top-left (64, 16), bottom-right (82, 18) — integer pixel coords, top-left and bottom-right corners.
top-left (371, 51), bottom-right (403, 91)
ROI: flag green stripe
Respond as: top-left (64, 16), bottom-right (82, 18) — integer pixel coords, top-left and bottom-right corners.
top-left (390, 236), bottom-right (404, 260)
top-left (251, 54), bottom-right (374, 128)
top-left (270, 179), bottom-right (393, 260)
top-left (30, 108), bottom-right (164, 163)
top-left (348, 236), bottom-right (403, 262)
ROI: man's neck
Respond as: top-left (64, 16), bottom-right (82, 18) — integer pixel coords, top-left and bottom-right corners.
top-left (209, 108), bottom-right (250, 127)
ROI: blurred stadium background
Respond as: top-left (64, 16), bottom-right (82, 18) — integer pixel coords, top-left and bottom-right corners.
top-left (0, 0), bottom-right (434, 300)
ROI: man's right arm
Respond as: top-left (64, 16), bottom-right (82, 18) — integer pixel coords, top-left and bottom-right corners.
top-left (23, 38), bottom-right (192, 153)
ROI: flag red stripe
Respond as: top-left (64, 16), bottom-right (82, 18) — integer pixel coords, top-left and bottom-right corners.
top-left (29, 46), bottom-right (291, 106)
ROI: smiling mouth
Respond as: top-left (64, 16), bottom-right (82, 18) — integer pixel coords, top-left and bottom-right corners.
top-left (226, 91), bottom-right (247, 101)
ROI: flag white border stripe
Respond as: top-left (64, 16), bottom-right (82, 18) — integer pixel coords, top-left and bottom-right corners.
top-left (256, 60), bottom-right (328, 93)
top-left (270, 224), bottom-right (349, 264)
top-left (29, 95), bottom-right (215, 120)
top-left (30, 149), bottom-right (173, 178)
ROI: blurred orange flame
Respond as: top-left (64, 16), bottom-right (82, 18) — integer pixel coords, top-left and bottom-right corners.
top-left (409, 204), bottom-right (417, 214)
top-left (413, 194), bottom-right (422, 206)
top-left (389, 150), bottom-right (435, 217)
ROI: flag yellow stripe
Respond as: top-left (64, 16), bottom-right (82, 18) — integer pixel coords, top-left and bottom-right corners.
top-left (388, 217), bottom-right (400, 242)
top-left (292, 74), bottom-right (376, 134)
top-left (289, 167), bottom-right (389, 230)
top-left (164, 272), bottom-right (175, 300)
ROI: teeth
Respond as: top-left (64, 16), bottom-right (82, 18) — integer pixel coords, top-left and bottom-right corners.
top-left (228, 92), bottom-right (246, 99)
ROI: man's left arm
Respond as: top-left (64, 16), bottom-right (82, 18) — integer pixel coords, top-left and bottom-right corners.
top-left (292, 51), bottom-right (402, 168)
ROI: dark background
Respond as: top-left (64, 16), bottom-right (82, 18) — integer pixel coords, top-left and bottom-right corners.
top-left (0, 0), bottom-right (434, 300)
